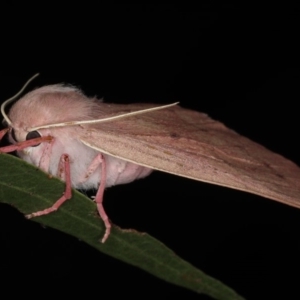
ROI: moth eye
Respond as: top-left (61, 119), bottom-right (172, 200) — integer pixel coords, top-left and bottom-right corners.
top-left (26, 131), bottom-right (42, 147)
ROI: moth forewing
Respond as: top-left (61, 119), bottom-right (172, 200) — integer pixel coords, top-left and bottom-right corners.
top-left (79, 104), bottom-right (300, 209)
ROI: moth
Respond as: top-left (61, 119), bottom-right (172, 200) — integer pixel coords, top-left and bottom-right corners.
top-left (1, 74), bottom-right (300, 243)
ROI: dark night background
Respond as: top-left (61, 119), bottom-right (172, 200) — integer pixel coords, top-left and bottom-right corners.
top-left (1, 6), bottom-right (300, 299)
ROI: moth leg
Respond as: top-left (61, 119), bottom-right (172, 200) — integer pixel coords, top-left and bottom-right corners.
top-left (0, 128), bottom-right (9, 141)
top-left (79, 154), bottom-right (110, 243)
top-left (0, 136), bottom-right (53, 153)
top-left (79, 154), bottom-right (104, 183)
top-left (95, 155), bottom-right (111, 243)
top-left (38, 138), bottom-right (55, 173)
top-left (26, 154), bottom-right (72, 218)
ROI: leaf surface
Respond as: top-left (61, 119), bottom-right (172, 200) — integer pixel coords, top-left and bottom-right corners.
top-left (0, 153), bottom-right (245, 300)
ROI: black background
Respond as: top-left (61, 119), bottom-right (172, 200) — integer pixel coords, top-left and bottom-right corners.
top-left (1, 6), bottom-right (300, 299)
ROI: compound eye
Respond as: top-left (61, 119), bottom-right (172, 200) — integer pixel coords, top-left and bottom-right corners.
top-left (26, 131), bottom-right (41, 147)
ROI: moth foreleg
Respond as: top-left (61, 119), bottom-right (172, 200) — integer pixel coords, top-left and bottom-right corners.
top-left (0, 135), bottom-right (53, 153)
top-left (26, 154), bottom-right (72, 218)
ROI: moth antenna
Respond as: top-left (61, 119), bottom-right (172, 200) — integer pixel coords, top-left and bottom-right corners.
top-left (29, 102), bottom-right (180, 131)
top-left (1, 73), bottom-right (40, 126)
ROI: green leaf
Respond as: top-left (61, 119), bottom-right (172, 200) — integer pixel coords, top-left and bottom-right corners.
top-left (0, 153), bottom-right (245, 300)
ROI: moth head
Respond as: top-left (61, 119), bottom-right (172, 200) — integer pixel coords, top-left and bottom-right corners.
top-left (7, 126), bottom-right (42, 147)
top-left (1, 81), bottom-right (50, 147)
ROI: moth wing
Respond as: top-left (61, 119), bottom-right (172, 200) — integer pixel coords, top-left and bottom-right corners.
top-left (78, 104), bottom-right (300, 208)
